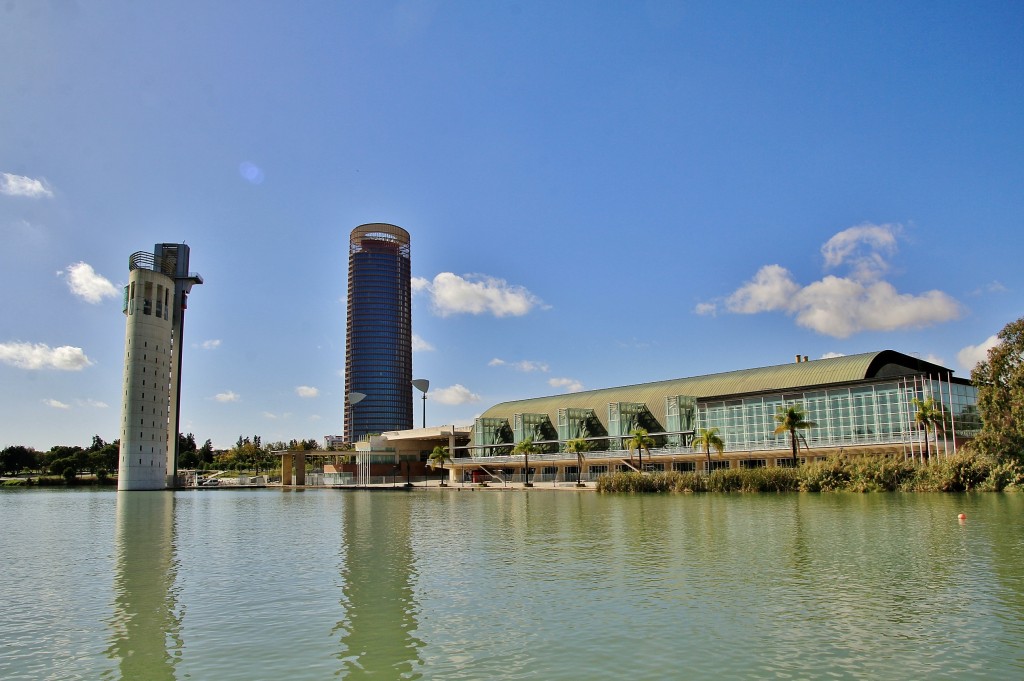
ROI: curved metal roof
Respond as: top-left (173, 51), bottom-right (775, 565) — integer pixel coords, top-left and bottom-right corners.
top-left (479, 350), bottom-right (952, 426)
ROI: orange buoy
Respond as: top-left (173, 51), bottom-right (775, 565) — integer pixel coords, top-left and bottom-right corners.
top-left (958, 513), bottom-right (967, 520)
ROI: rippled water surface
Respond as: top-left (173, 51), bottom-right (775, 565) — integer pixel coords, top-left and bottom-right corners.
top-left (1, 488), bottom-right (1021, 680)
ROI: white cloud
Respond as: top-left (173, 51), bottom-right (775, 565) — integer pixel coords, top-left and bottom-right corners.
top-left (62, 262), bottom-right (119, 304)
top-left (489, 358), bottom-right (549, 372)
top-left (415, 272), bottom-right (544, 317)
top-left (295, 386), bottom-right (319, 398)
top-left (516, 360), bottom-right (548, 372)
top-left (1, 172), bottom-right (53, 198)
top-left (792, 278), bottom-right (961, 338)
top-left (432, 384), bottom-right (482, 405)
top-left (820, 352), bottom-right (845, 359)
top-left (43, 398), bottom-right (70, 409)
top-left (77, 398), bottom-right (109, 408)
top-left (710, 226), bottom-right (962, 338)
top-left (969, 281), bottom-right (1009, 297)
top-left (412, 334), bottom-right (435, 352)
top-left (309, 414), bottom-right (322, 422)
top-left (821, 223), bottom-right (899, 280)
top-left (214, 391), bottom-right (240, 403)
top-left (957, 335), bottom-right (999, 371)
top-left (549, 377), bottom-right (584, 393)
top-left (694, 302), bottom-right (717, 316)
top-left (726, 265), bottom-right (800, 314)
top-left (262, 412), bottom-right (278, 419)
top-left (200, 339), bottom-right (222, 350)
top-left (0, 342), bottom-right (93, 370)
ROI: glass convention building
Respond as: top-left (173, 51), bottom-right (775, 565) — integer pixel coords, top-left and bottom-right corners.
top-left (344, 223), bottom-right (413, 441)
top-left (455, 350), bottom-right (979, 480)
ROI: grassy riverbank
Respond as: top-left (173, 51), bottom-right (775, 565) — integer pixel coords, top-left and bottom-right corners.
top-left (595, 452), bottom-right (1024, 493)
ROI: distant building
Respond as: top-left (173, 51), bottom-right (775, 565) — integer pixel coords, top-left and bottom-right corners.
top-left (323, 435), bottom-right (347, 450)
top-left (117, 244), bottom-right (202, 490)
top-left (344, 224), bottom-right (412, 441)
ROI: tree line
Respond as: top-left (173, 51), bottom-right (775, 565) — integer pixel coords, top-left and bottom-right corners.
top-left (1, 435), bottom-right (120, 483)
top-left (212, 435), bottom-right (325, 474)
top-left (0, 432), bottom-right (325, 482)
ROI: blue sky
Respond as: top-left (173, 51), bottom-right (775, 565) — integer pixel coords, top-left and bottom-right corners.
top-left (1, 1), bottom-right (1021, 451)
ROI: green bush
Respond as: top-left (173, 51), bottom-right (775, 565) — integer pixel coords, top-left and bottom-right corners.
top-left (596, 471), bottom-right (678, 493)
top-left (668, 472), bottom-right (706, 493)
top-left (910, 452), bottom-right (993, 492)
top-left (595, 453), bottom-right (1022, 494)
top-left (745, 466), bottom-right (801, 492)
top-left (706, 468), bottom-right (743, 492)
top-left (845, 455), bottom-right (918, 492)
top-left (981, 460), bottom-right (1024, 492)
top-left (799, 457), bottom-right (851, 492)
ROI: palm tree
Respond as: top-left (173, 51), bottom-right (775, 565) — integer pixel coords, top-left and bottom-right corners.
top-left (512, 437), bottom-right (540, 487)
top-left (428, 445), bottom-right (452, 486)
top-left (911, 396), bottom-right (943, 464)
top-left (692, 427), bottom-right (725, 475)
top-left (626, 427), bottom-right (655, 472)
top-left (773, 404), bottom-right (817, 467)
top-left (564, 437), bottom-right (591, 486)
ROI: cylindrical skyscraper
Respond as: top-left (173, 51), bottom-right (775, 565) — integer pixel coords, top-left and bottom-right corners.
top-left (345, 224), bottom-right (412, 442)
top-left (118, 244), bottom-right (202, 491)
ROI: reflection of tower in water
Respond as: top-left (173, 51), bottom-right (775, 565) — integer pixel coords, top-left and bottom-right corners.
top-left (336, 492), bottom-right (424, 676)
top-left (107, 492), bottom-right (182, 680)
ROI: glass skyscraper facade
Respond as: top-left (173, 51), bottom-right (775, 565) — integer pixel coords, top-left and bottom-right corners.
top-left (344, 224), bottom-right (412, 441)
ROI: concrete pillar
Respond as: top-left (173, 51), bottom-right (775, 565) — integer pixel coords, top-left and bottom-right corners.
top-left (281, 453), bottom-right (293, 486)
top-left (295, 452), bottom-right (306, 486)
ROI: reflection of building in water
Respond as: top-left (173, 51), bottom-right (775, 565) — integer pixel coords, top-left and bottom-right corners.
top-left (107, 492), bottom-right (182, 679)
top-left (336, 492), bottom-right (423, 676)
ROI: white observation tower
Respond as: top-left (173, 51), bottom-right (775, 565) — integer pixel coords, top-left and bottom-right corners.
top-left (118, 244), bottom-right (202, 491)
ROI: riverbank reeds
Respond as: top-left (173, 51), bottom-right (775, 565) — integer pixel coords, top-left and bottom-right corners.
top-left (595, 452), bottom-right (1024, 493)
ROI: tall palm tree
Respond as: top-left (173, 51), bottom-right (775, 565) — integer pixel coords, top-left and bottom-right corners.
top-left (692, 427), bottom-right (725, 475)
top-left (773, 404), bottom-right (817, 467)
top-left (626, 427), bottom-right (655, 472)
top-left (512, 437), bottom-right (540, 487)
top-left (564, 437), bottom-right (591, 486)
top-left (428, 445), bottom-right (452, 486)
top-left (911, 396), bottom-right (943, 464)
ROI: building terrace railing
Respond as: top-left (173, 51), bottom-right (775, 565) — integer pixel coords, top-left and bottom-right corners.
top-left (129, 251), bottom-right (176, 276)
top-left (450, 435), bottom-right (938, 466)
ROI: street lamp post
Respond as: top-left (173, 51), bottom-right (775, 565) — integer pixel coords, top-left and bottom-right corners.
top-left (412, 379), bottom-right (429, 429)
top-left (347, 392), bottom-right (366, 442)
top-left (347, 392), bottom-right (366, 485)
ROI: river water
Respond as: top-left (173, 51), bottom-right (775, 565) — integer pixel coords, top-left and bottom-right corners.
top-left (1, 488), bottom-right (1021, 680)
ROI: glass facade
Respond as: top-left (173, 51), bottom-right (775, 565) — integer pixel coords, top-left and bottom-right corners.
top-left (345, 224), bottom-right (412, 441)
top-left (696, 376), bottom-right (978, 456)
